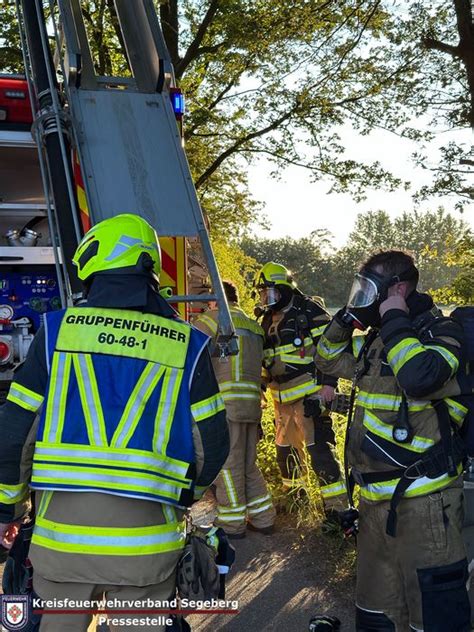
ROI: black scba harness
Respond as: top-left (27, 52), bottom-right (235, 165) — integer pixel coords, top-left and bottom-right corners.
top-left (263, 294), bottom-right (321, 384)
top-left (345, 308), bottom-right (467, 538)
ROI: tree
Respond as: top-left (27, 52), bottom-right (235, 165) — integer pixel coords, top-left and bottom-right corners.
top-left (240, 230), bottom-right (335, 300)
top-left (3, 1), bottom-right (473, 226)
top-left (161, 0), bottom-right (407, 204)
top-left (380, 1), bottom-right (474, 210)
top-left (334, 208), bottom-right (471, 301)
top-left (0, 3), bottom-right (22, 73)
top-left (1, 1), bottom-right (423, 234)
top-left (242, 208), bottom-right (472, 307)
top-left (211, 239), bottom-right (259, 314)
top-left (430, 234), bottom-right (474, 305)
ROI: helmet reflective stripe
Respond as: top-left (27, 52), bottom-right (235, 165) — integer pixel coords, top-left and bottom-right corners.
top-left (105, 235), bottom-right (156, 261)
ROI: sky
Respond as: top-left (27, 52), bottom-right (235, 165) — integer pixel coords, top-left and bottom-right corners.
top-left (247, 126), bottom-right (474, 248)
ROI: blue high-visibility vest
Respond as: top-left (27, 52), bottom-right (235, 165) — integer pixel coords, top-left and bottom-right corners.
top-left (30, 306), bottom-right (212, 508)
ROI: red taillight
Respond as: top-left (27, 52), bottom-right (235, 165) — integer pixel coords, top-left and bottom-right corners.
top-left (0, 339), bottom-right (12, 364)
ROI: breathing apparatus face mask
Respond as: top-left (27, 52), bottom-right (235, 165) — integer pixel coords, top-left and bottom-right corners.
top-left (258, 287), bottom-right (281, 308)
top-left (345, 265), bottom-right (418, 329)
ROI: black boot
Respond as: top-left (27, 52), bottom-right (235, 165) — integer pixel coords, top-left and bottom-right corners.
top-left (309, 615), bottom-right (341, 631)
top-left (276, 444), bottom-right (301, 485)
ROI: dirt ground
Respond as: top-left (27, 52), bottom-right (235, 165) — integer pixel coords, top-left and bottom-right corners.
top-left (188, 495), bottom-right (356, 632)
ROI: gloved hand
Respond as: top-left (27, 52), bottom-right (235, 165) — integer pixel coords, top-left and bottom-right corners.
top-left (319, 385), bottom-right (336, 405)
top-left (2, 556), bottom-right (29, 595)
top-left (303, 395), bottom-right (322, 418)
top-left (339, 507), bottom-right (359, 538)
top-left (333, 307), bottom-right (355, 329)
top-left (331, 392), bottom-right (351, 416)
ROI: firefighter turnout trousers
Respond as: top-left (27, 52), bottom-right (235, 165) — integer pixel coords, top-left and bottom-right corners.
top-left (215, 419), bottom-right (275, 535)
top-left (195, 305), bottom-right (275, 535)
top-left (356, 486), bottom-right (469, 632)
top-left (261, 295), bottom-right (345, 509)
top-left (35, 572), bottom-right (176, 632)
top-left (274, 398), bottom-right (345, 510)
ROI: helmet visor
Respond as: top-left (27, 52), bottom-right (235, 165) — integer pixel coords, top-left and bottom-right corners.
top-left (259, 287), bottom-right (281, 307)
top-left (347, 274), bottom-right (379, 309)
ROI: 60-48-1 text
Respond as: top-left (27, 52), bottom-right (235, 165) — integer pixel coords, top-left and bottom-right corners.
top-left (97, 332), bottom-right (148, 349)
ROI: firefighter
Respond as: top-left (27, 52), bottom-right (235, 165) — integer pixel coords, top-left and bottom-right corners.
top-left (254, 262), bottom-right (345, 514)
top-left (315, 249), bottom-right (470, 631)
top-left (195, 281), bottom-right (275, 538)
top-left (0, 214), bottom-right (229, 632)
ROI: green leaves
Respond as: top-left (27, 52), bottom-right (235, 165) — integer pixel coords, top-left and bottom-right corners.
top-left (0, 4), bottom-right (22, 74)
top-left (2, 1), bottom-right (472, 231)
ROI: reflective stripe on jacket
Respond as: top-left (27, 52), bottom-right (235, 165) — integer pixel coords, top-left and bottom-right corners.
top-left (261, 296), bottom-right (332, 404)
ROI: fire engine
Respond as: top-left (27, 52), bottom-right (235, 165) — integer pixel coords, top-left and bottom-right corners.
top-left (0, 0), bottom-right (233, 399)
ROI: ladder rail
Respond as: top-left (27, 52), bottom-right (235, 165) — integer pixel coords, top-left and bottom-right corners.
top-left (14, 0), bottom-right (68, 309)
top-left (17, 0), bottom-right (84, 297)
top-left (31, 0), bottom-right (83, 247)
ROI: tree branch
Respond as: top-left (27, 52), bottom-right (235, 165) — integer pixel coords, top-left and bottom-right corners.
top-left (422, 36), bottom-right (461, 58)
top-left (176, 0), bottom-right (220, 79)
top-left (106, 0), bottom-right (128, 68)
top-left (332, 0), bottom-right (381, 73)
top-left (193, 41), bottom-right (227, 57)
top-left (185, 60), bottom-right (253, 139)
top-left (244, 147), bottom-right (315, 171)
top-left (81, 7), bottom-right (95, 28)
top-left (194, 106), bottom-right (299, 189)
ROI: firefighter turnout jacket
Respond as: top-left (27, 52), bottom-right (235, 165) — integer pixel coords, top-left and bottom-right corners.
top-left (195, 305), bottom-right (264, 421)
top-left (315, 291), bottom-right (467, 506)
top-left (0, 279), bottom-right (229, 586)
top-left (262, 293), bottom-right (337, 403)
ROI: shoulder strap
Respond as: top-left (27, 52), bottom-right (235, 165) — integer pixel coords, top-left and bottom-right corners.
top-left (412, 305), bottom-right (445, 339)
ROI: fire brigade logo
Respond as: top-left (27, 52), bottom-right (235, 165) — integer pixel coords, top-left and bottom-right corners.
top-left (1, 595), bottom-right (29, 631)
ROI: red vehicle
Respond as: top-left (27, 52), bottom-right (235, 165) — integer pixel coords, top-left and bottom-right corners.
top-left (0, 74), bottom-right (33, 129)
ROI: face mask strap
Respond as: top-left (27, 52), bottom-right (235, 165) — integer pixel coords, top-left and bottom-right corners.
top-left (389, 265), bottom-right (418, 286)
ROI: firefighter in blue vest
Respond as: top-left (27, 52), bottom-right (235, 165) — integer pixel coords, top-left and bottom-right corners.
top-left (0, 214), bottom-right (229, 632)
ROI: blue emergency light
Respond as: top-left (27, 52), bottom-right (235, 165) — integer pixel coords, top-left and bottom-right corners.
top-left (170, 90), bottom-right (185, 117)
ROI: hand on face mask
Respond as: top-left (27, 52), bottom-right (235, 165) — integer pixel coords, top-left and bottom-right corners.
top-left (379, 291), bottom-right (409, 318)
